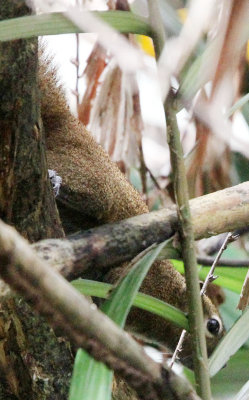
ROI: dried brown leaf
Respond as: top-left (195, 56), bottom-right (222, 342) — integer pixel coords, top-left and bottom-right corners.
top-left (89, 60), bottom-right (141, 168)
top-left (211, 0), bottom-right (249, 103)
top-left (78, 43), bottom-right (108, 125)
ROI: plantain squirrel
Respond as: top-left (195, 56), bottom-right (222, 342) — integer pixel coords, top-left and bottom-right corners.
top-left (39, 53), bottom-right (223, 368)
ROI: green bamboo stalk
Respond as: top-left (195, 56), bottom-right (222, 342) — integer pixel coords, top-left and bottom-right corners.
top-left (148, 6), bottom-right (212, 395)
top-left (147, 0), bottom-right (166, 57)
top-left (165, 92), bottom-right (211, 400)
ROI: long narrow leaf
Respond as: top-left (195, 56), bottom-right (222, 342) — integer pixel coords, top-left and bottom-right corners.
top-left (0, 11), bottom-right (150, 42)
top-left (234, 380), bottom-right (249, 400)
top-left (69, 351), bottom-right (112, 400)
top-left (72, 279), bottom-right (188, 330)
top-left (172, 259), bottom-right (247, 294)
top-left (69, 241), bottom-right (168, 400)
top-left (101, 241), bottom-right (170, 326)
top-left (209, 307), bottom-right (249, 377)
top-left (227, 93), bottom-right (249, 117)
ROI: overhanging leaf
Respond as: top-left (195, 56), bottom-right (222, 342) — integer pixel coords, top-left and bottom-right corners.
top-left (100, 242), bottom-right (168, 326)
top-left (0, 11), bottom-right (150, 42)
top-left (69, 241), bottom-right (169, 400)
top-left (72, 279), bottom-right (188, 330)
top-left (209, 307), bottom-right (249, 377)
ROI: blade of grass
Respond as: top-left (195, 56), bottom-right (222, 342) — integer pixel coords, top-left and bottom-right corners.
top-left (69, 351), bottom-right (112, 400)
top-left (72, 279), bottom-right (188, 330)
top-left (227, 93), bottom-right (249, 117)
top-left (209, 307), bottom-right (249, 377)
top-left (69, 241), bottom-right (168, 400)
top-left (157, 0), bottom-right (182, 36)
top-left (0, 11), bottom-right (151, 42)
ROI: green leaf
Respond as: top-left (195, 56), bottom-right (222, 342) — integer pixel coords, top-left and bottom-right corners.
top-left (220, 289), bottom-right (242, 330)
top-left (242, 102), bottom-right (249, 125)
top-left (69, 350), bottom-right (112, 400)
top-left (209, 307), bottom-right (249, 377)
top-left (234, 380), bottom-right (249, 400)
top-left (69, 241), bottom-right (170, 400)
top-left (232, 152), bottom-right (249, 184)
top-left (211, 348), bottom-right (249, 398)
top-left (101, 241), bottom-right (168, 326)
top-left (157, 0), bottom-right (182, 36)
top-left (171, 259), bottom-right (247, 294)
top-left (0, 11), bottom-right (151, 42)
top-left (72, 280), bottom-right (188, 330)
top-left (227, 93), bottom-right (249, 117)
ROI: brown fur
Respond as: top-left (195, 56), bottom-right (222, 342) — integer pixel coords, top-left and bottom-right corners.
top-left (39, 56), bottom-right (147, 229)
top-left (39, 55), bottom-right (223, 367)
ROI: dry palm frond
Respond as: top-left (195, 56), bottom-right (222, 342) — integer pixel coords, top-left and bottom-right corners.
top-left (77, 0), bottom-right (149, 192)
top-left (78, 43), bottom-right (108, 126)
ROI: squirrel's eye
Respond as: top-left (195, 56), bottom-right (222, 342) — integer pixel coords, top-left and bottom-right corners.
top-left (206, 318), bottom-right (220, 335)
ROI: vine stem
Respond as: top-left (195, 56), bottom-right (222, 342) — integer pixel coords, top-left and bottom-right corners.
top-left (165, 91), bottom-right (211, 400)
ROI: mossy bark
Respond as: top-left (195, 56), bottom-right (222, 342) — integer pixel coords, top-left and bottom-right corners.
top-left (0, 2), bottom-right (70, 399)
top-left (0, 0), bottom-right (63, 242)
top-left (0, 291), bottom-right (73, 400)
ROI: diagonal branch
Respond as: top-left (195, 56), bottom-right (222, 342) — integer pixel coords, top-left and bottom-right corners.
top-left (0, 219), bottom-right (200, 400)
top-left (32, 181), bottom-right (249, 280)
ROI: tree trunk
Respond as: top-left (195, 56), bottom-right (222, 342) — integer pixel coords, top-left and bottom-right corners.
top-left (0, 2), bottom-right (72, 399)
top-left (0, 0), bottom-right (63, 242)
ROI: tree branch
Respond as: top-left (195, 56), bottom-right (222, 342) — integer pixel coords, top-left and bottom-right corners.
top-left (197, 257), bottom-right (249, 267)
top-left (0, 219), bottom-right (200, 400)
top-left (32, 181), bottom-right (249, 280)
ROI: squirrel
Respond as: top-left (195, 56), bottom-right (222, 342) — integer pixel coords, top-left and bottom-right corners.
top-left (39, 52), bottom-right (224, 368)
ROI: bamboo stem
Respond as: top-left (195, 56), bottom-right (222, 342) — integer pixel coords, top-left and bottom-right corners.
top-left (165, 92), bottom-right (211, 400)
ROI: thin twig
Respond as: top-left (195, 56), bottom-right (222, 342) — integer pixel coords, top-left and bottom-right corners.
top-left (197, 257), bottom-right (249, 267)
top-left (238, 269), bottom-right (249, 310)
top-left (75, 32), bottom-right (80, 107)
top-left (171, 231), bottom-right (239, 368)
top-left (200, 232), bottom-right (239, 296)
top-left (146, 166), bottom-right (170, 206)
top-left (169, 330), bottom-right (187, 368)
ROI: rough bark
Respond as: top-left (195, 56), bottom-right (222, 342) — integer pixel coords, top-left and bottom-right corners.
top-left (0, 0), bottom-right (63, 242)
top-left (32, 181), bottom-right (249, 280)
top-left (0, 292), bottom-right (73, 400)
top-left (0, 2), bottom-right (69, 399)
top-left (0, 219), bottom-right (201, 400)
